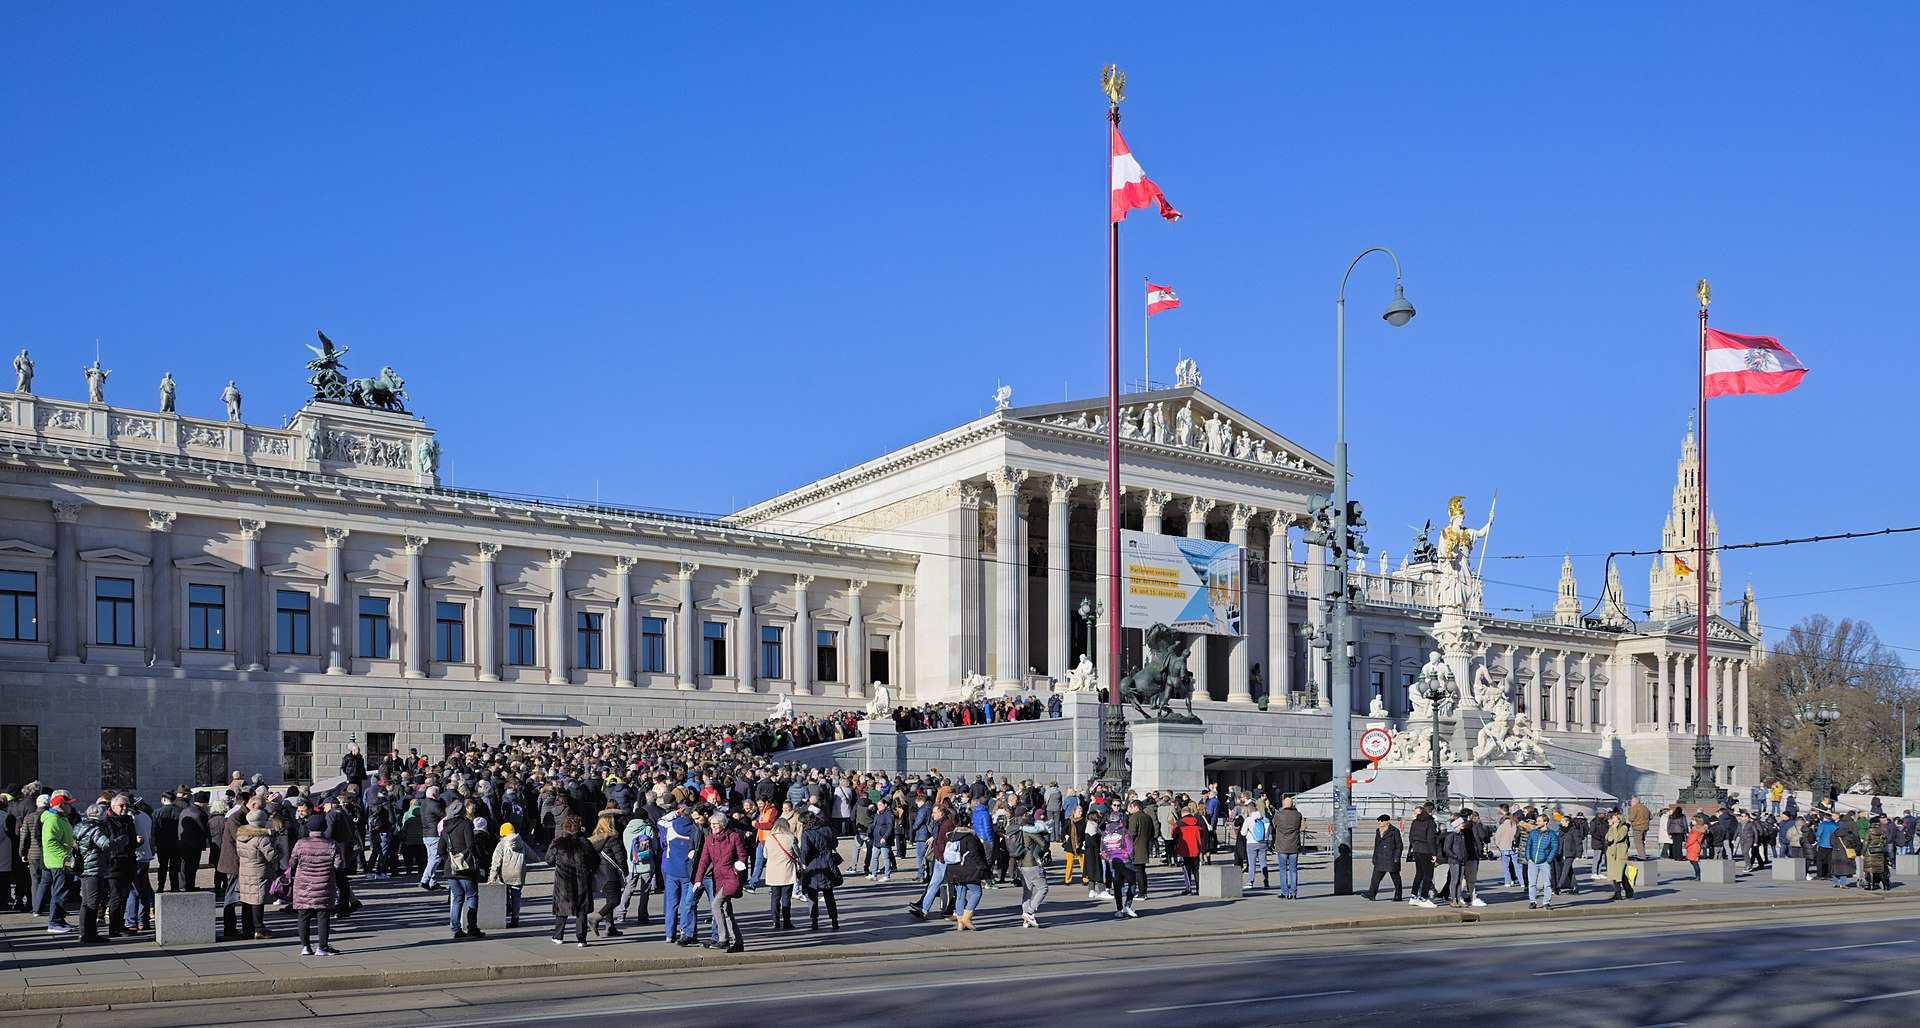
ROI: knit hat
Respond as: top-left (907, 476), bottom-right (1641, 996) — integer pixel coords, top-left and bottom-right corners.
top-left (248, 809), bottom-right (271, 828)
top-left (473, 817), bottom-right (489, 834)
top-left (499, 822), bottom-right (517, 837)
top-left (305, 813), bottom-right (327, 834)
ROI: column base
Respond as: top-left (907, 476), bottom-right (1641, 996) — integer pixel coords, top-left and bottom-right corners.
top-left (547, 675), bottom-right (568, 686)
top-left (735, 681), bottom-right (757, 694)
top-left (404, 671), bottom-right (426, 680)
top-left (244, 663), bottom-right (265, 672)
top-left (478, 673), bottom-right (500, 683)
top-left (615, 679), bottom-right (635, 689)
top-left (53, 655), bottom-right (81, 664)
top-left (1226, 691), bottom-right (1254, 705)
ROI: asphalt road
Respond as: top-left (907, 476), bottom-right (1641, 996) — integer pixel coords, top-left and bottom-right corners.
top-left (28, 906), bottom-right (1920, 1028)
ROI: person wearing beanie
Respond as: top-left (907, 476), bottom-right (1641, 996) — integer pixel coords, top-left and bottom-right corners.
top-left (441, 799), bottom-right (483, 940)
top-left (489, 821), bottom-right (536, 928)
top-left (546, 815), bottom-right (596, 946)
top-left (234, 807), bottom-right (283, 940)
top-left (288, 813), bottom-right (341, 955)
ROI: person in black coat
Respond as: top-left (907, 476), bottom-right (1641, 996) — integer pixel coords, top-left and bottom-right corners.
top-left (795, 811), bottom-right (841, 930)
top-left (546, 815), bottom-right (597, 946)
top-left (177, 796), bottom-right (210, 893)
top-left (1365, 816), bottom-right (1404, 902)
top-left (1407, 805), bottom-right (1439, 902)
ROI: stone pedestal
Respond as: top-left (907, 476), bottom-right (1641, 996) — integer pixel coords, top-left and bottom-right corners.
top-left (1130, 721), bottom-right (1208, 797)
top-left (156, 891), bottom-right (215, 946)
top-left (1772, 860), bottom-right (1805, 881)
top-left (1897, 853), bottom-right (1920, 877)
top-left (1197, 862), bottom-right (1243, 899)
top-left (1634, 858), bottom-right (1664, 886)
top-left (477, 883), bottom-right (510, 930)
top-left (861, 719), bottom-right (902, 774)
top-left (1698, 859), bottom-right (1737, 884)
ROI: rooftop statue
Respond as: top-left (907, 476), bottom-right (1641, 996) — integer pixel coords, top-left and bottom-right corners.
top-left (306, 331), bottom-right (350, 402)
top-left (222, 381), bottom-right (243, 423)
top-left (1436, 495), bottom-right (1494, 611)
top-left (13, 350), bottom-right (32, 394)
top-left (84, 360), bottom-right (109, 405)
top-left (159, 372), bottom-right (176, 414)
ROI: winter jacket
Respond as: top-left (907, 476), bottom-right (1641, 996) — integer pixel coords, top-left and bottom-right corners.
top-left (418, 795), bottom-right (445, 837)
top-left (216, 810), bottom-right (244, 875)
top-left (20, 808), bottom-right (45, 870)
top-left (870, 806), bottom-right (896, 845)
top-left (41, 810), bottom-right (74, 871)
top-left (73, 816), bottom-right (116, 877)
top-left (1604, 821), bottom-right (1632, 883)
top-left (797, 823), bottom-right (841, 893)
top-left (1173, 815), bottom-right (1206, 859)
top-left (1523, 826), bottom-right (1560, 864)
top-left (591, 832), bottom-right (627, 893)
top-left (489, 834), bottom-right (534, 887)
top-left (546, 835), bottom-right (597, 918)
top-left (235, 826), bottom-right (283, 906)
top-left (942, 826), bottom-right (990, 885)
top-left (442, 816), bottom-right (481, 880)
top-left (1127, 809), bottom-right (1156, 863)
top-left (763, 822), bottom-right (800, 888)
top-left (1407, 812), bottom-right (1438, 857)
top-left (1684, 826), bottom-right (1705, 862)
top-left (694, 828), bottom-right (752, 898)
top-left (1371, 825), bottom-right (1404, 871)
top-left (287, 834), bottom-right (342, 910)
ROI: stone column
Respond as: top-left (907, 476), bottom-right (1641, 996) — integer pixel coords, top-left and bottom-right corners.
top-left (1306, 529), bottom-right (1326, 708)
top-left (51, 501), bottom-right (83, 663)
top-left (986, 466), bottom-right (1026, 685)
top-left (1706, 656), bottom-right (1721, 734)
top-left (402, 534), bottom-right (428, 680)
top-left (1578, 654), bottom-right (1594, 731)
top-left (1527, 649), bottom-right (1544, 727)
top-left (475, 543), bottom-right (501, 682)
top-left (1266, 514), bottom-right (1292, 703)
top-left (1184, 497), bottom-right (1216, 701)
top-left (547, 550), bottom-right (570, 685)
top-left (900, 584), bottom-right (916, 699)
top-left (1141, 489), bottom-right (1167, 536)
top-left (735, 569), bottom-right (758, 693)
top-left (323, 526), bottom-right (349, 675)
top-left (148, 511), bottom-right (178, 668)
top-left (1658, 652), bottom-right (1673, 730)
top-left (1226, 503), bottom-right (1255, 704)
top-left (846, 580), bottom-right (867, 698)
top-left (238, 520), bottom-right (266, 671)
top-left (1678, 655), bottom-right (1693, 731)
top-left (613, 557), bottom-right (636, 687)
top-left (676, 562), bottom-right (699, 690)
top-left (1093, 483), bottom-right (1113, 681)
top-left (1737, 661), bottom-right (1750, 733)
top-left (1046, 474), bottom-right (1073, 683)
top-left (792, 573), bottom-right (814, 695)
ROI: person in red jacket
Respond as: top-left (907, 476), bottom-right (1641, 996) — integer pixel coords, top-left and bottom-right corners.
top-left (693, 812), bottom-right (752, 952)
top-left (286, 814), bottom-right (343, 956)
top-left (1174, 805), bottom-right (1206, 895)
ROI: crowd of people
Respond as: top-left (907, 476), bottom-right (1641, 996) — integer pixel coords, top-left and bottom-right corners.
top-left (0, 718), bottom-right (1905, 957)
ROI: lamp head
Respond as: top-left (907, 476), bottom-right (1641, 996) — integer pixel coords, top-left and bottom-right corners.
top-left (1382, 282), bottom-right (1416, 327)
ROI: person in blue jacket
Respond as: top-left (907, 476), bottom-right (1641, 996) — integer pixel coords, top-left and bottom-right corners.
top-left (1524, 814), bottom-right (1561, 910)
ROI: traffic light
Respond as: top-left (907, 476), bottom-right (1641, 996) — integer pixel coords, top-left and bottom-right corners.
top-left (1344, 500), bottom-right (1368, 557)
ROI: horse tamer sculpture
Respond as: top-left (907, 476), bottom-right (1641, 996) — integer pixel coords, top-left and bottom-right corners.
top-left (1117, 622), bottom-right (1200, 723)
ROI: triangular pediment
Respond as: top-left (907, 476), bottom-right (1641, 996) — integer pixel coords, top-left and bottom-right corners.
top-left (866, 612), bottom-right (902, 628)
top-left (499, 581), bottom-right (552, 599)
top-left (81, 546), bottom-right (149, 566)
top-left (1008, 384), bottom-right (1333, 478)
top-left (348, 568), bottom-right (407, 587)
top-left (175, 554), bottom-right (240, 573)
top-left (428, 575), bottom-right (476, 591)
top-left (568, 587), bottom-right (617, 603)
top-left (696, 597), bottom-right (741, 614)
top-left (754, 602), bottom-right (797, 618)
top-left (635, 591), bottom-right (679, 610)
top-left (810, 606), bottom-right (850, 624)
top-left (265, 562), bottom-right (326, 581)
top-left (0, 539), bottom-right (53, 559)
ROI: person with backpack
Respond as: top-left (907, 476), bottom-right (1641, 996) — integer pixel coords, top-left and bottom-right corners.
top-left (1242, 803), bottom-right (1272, 889)
top-left (616, 813), bottom-right (658, 927)
top-left (1015, 811), bottom-right (1051, 928)
top-left (941, 815), bottom-right (990, 931)
top-left (488, 822), bottom-right (535, 928)
top-left (659, 804), bottom-right (700, 944)
top-left (796, 809), bottom-right (841, 931)
top-left (1173, 804), bottom-right (1206, 895)
top-left (907, 804), bottom-right (953, 920)
top-left (1101, 808), bottom-right (1137, 918)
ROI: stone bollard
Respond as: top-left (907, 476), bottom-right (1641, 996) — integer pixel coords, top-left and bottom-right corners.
top-left (1633, 858), bottom-right (1663, 887)
top-left (1772, 860), bottom-right (1804, 881)
top-left (477, 883), bottom-right (510, 930)
top-left (1197, 863), bottom-right (1243, 899)
top-left (1897, 853), bottom-right (1920, 877)
top-left (156, 891), bottom-right (216, 946)
top-left (1698, 859), bottom-right (1738, 884)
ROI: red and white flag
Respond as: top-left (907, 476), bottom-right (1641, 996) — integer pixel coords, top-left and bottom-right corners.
top-left (1147, 283), bottom-right (1180, 315)
top-left (1111, 125), bottom-right (1181, 224)
top-left (1704, 328), bottom-right (1808, 398)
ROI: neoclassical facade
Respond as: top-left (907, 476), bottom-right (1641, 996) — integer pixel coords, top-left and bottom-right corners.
top-left (0, 363), bottom-right (1762, 799)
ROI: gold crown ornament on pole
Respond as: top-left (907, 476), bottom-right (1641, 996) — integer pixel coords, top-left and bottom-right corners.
top-left (1102, 65), bottom-right (1126, 107)
top-left (1697, 279), bottom-right (1711, 309)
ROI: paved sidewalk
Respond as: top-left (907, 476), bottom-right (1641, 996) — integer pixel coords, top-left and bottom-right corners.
top-left (0, 850), bottom-right (1901, 1011)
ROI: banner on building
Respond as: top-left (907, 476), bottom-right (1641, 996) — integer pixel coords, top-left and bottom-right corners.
top-left (1120, 529), bottom-right (1243, 637)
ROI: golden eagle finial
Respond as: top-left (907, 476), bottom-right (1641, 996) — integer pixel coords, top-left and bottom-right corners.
top-left (1101, 65), bottom-right (1126, 106)
top-left (1696, 279), bottom-right (1711, 308)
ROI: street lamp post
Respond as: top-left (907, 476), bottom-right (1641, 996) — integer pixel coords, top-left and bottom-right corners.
top-left (1420, 660), bottom-right (1455, 809)
top-left (1797, 701), bottom-right (1840, 809)
top-left (1324, 247), bottom-right (1416, 896)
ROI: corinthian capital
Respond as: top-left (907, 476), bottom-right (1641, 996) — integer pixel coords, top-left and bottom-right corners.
top-left (147, 510), bottom-right (178, 533)
top-left (51, 501), bottom-right (84, 524)
top-left (1048, 474), bottom-right (1078, 504)
top-left (1141, 489), bottom-right (1170, 517)
top-left (985, 466), bottom-right (1028, 498)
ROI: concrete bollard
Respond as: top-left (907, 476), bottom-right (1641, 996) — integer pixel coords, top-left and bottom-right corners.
top-left (1197, 863), bottom-right (1243, 900)
top-left (1772, 860), bottom-right (1804, 881)
top-left (156, 891), bottom-right (216, 946)
top-left (1632, 858), bottom-right (1663, 887)
top-left (1897, 853), bottom-right (1920, 877)
top-left (477, 882), bottom-right (510, 930)
top-left (1698, 859), bottom-right (1738, 884)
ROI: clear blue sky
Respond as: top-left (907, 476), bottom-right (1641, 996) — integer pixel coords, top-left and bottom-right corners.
top-left (4, 7), bottom-right (1915, 661)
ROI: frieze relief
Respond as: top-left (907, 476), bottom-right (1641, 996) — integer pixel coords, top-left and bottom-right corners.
top-left (37, 407), bottom-right (85, 432)
top-left (181, 425), bottom-right (228, 448)
top-left (108, 415), bottom-right (158, 441)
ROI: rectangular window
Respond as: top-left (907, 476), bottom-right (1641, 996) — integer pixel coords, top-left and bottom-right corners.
top-left (282, 730), bottom-right (314, 783)
top-left (367, 732), bottom-right (394, 760)
top-left (507, 607), bottom-right (537, 666)
top-left (815, 629), bottom-right (839, 683)
top-left (95, 577), bottom-right (135, 646)
top-left (275, 590), bottom-right (312, 655)
top-left (0, 725), bottom-right (38, 788)
top-left (100, 727), bottom-right (136, 791)
top-left (760, 625), bottom-right (784, 680)
top-left (194, 728), bottom-right (229, 786)
top-left (188, 583), bottom-right (226, 650)
top-left (1591, 691), bottom-right (1603, 729)
top-left (868, 633), bottom-right (890, 687)
top-left (640, 616), bottom-right (667, 674)
top-left (434, 602), bottom-right (467, 663)
top-left (0, 570), bottom-right (37, 641)
top-left (443, 734), bottom-right (471, 759)
top-left (702, 621), bottom-right (727, 677)
top-left (575, 611), bottom-right (603, 670)
top-left (357, 596), bottom-right (391, 659)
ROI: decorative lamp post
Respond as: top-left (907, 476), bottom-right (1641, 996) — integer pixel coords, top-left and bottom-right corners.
top-left (1420, 658), bottom-right (1455, 809)
top-left (1797, 700), bottom-right (1840, 809)
top-left (1323, 247), bottom-right (1416, 895)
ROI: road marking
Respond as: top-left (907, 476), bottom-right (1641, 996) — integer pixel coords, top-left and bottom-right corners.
top-left (1534, 960), bottom-right (1684, 976)
top-left (1127, 990), bottom-right (1355, 1014)
top-left (1807, 938), bottom-right (1913, 952)
top-left (1633, 1022), bottom-right (1686, 1028)
top-left (1848, 987), bottom-right (1920, 1004)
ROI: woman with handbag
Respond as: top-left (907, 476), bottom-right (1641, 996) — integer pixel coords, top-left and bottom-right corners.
top-left (441, 801), bottom-right (484, 940)
top-left (235, 809), bottom-right (283, 940)
top-left (795, 810), bottom-right (841, 931)
top-left (694, 811), bottom-right (752, 952)
top-left (588, 810), bottom-right (628, 937)
top-left (763, 816), bottom-right (800, 930)
top-left (288, 814), bottom-right (342, 955)
top-left (1684, 815), bottom-right (1707, 880)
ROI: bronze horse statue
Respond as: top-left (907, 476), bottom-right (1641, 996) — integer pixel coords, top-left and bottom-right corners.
top-left (1117, 623), bottom-right (1198, 720)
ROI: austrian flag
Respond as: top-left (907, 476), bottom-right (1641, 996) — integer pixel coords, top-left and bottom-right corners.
top-left (1111, 125), bottom-right (1181, 223)
top-left (1704, 328), bottom-right (1808, 398)
top-left (1147, 283), bottom-right (1180, 315)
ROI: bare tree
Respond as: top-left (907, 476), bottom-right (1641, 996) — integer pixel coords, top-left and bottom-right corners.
top-left (1752, 615), bottom-right (1916, 795)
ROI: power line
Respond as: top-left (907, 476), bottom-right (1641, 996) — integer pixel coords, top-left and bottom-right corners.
top-left (1498, 522), bottom-right (1920, 561)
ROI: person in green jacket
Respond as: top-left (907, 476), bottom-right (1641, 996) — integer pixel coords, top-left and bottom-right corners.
top-left (399, 800), bottom-right (425, 876)
top-left (41, 796), bottom-right (76, 932)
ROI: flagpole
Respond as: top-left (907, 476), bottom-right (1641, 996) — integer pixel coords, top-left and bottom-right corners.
top-left (1680, 279), bottom-right (1721, 806)
top-left (1101, 67), bottom-right (1128, 794)
top-left (1143, 276), bottom-right (1150, 389)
